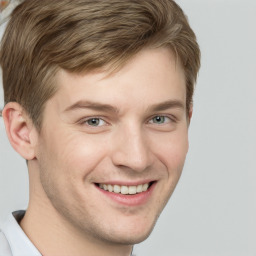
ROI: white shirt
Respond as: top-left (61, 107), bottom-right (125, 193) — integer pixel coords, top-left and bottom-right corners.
top-left (0, 211), bottom-right (41, 256)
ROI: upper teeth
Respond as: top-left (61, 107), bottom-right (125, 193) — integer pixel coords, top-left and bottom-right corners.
top-left (99, 183), bottom-right (149, 195)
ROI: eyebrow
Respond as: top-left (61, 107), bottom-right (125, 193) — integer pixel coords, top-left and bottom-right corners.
top-left (63, 100), bottom-right (119, 113)
top-left (63, 99), bottom-right (185, 114)
top-left (148, 99), bottom-right (185, 112)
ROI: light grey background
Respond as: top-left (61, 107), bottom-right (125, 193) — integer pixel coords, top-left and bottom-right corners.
top-left (0, 1), bottom-right (255, 255)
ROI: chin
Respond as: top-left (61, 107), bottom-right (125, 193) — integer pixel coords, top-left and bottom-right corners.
top-left (105, 230), bottom-right (153, 246)
top-left (103, 217), bottom-right (158, 246)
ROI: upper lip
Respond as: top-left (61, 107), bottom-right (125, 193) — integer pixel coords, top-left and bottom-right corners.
top-left (95, 179), bottom-right (156, 186)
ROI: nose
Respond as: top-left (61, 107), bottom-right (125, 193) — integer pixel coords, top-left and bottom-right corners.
top-left (111, 124), bottom-right (153, 172)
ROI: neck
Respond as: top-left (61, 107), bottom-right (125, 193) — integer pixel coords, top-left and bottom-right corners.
top-left (20, 162), bottom-right (133, 256)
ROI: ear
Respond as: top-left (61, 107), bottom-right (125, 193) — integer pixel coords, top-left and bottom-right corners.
top-left (2, 102), bottom-right (38, 160)
top-left (189, 104), bottom-right (193, 120)
top-left (187, 104), bottom-right (193, 126)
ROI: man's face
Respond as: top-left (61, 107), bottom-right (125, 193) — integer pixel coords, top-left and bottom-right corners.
top-left (35, 47), bottom-right (189, 245)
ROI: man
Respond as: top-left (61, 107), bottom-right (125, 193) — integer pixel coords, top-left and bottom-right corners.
top-left (0, 0), bottom-right (200, 255)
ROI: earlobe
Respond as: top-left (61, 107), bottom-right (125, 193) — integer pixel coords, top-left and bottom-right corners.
top-left (2, 102), bottom-right (37, 160)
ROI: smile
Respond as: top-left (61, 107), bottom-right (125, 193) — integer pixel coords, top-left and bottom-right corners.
top-left (95, 181), bottom-right (156, 206)
top-left (97, 183), bottom-right (151, 195)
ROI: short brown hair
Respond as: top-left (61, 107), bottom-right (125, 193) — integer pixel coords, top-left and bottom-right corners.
top-left (0, 0), bottom-right (200, 128)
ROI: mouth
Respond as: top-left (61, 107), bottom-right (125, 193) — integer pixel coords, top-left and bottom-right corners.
top-left (96, 182), bottom-right (154, 195)
top-left (95, 180), bottom-right (156, 206)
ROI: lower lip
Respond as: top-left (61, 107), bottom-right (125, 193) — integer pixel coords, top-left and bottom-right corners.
top-left (95, 182), bottom-right (156, 207)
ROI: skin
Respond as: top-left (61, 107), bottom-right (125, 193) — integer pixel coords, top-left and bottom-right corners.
top-left (3, 47), bottom-right (191, 256)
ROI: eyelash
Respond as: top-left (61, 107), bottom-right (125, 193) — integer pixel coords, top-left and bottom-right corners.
top-left (148, 115), bottom-right (175, 125)
top-left (79, 114), bottom-right (176, 128)
top-left (80, 117), bottom-right (108, 127)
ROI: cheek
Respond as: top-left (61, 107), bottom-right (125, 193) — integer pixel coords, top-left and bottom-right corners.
top-left (40, 130), bottom-right (110, 181)
top-left (154, 133), bottom-right (188, 205)
top-left (153, 131), bottom-right (189, 171)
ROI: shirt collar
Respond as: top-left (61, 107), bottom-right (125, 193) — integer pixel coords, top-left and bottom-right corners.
top-left (1, 211), bottom-right (41, 256)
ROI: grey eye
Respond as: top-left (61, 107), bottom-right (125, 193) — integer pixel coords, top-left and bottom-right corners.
top-left (86, 118), bottom-right (104, 126)
top-left (151, 116), bottom-right (166, 124)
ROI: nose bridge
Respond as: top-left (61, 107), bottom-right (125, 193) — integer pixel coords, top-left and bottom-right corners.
top-left (112, 122), bottom-right (151, 172)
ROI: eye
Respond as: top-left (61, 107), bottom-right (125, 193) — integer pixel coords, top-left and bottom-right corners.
top-left (84, 118), bottom-right (106, 127)
top-left (149, 115), bottom-right (171, 125)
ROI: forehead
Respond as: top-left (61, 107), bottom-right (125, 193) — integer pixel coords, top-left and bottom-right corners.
top-left (50, 47), bottom-right (186, 112)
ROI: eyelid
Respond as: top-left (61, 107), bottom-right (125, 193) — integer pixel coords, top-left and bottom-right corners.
top-left (78, 116), bottom-right (108, 126)
top-left (147, 114), bottom-right (177, 124)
